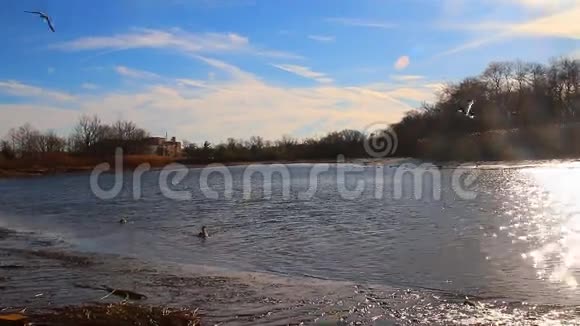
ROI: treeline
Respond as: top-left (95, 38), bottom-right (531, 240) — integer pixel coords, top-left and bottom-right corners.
top-left (1, 115), bottom-right (150, 159)
top-left (392, 57), bottom-right (579, 157)
top-left (2, 56), bottom-right (578, 164)
top-left (182, 130), bottom-right (369, 163)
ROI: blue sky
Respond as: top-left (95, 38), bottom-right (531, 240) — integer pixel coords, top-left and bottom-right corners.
top-left (0, 0), bottom-right (578, 143)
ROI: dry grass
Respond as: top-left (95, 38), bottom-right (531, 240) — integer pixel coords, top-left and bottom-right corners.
top-left (0, 153), bottom-right (97, 170)
top-left (25, 303), bottom-right (201, 326)
top-left (122, 155), bottom-right (178, 168)
top-left (0, 153), bottom-right (181, 177)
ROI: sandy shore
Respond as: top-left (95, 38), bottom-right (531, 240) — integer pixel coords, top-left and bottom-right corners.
top-left (2, 241), bottom-right (577, 325)
top-left (2, 223), bottom-right (579, 325)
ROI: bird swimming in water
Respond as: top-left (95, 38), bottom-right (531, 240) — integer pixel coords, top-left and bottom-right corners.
top-left (24, 11), bottom-right (55, 32)
top-left (458, 99), bottom-right (476, 119)
top-left (119, 218), bottom-right (128, 224)
top-left (198, 226), bottom-right (209, 239)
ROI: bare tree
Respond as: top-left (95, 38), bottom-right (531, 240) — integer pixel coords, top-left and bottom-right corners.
top-left (37, 130), bottom-right (66, 153)
top-left (528, 63), bottom-right (547, 92)
top-left (110, 120), bottom-right (149, 141)
top-left (0, 140), bottom-right (15, 159)
top-left (70, 115), bottom-right (106, 153)
top-left (8, 123), bottom-right (38, 154)
top-left (277, 135), bottom-right (297, 148)
top-left (514, 61), bottom-right (531, 92)
top-left (248, 136), bottom-right (264, 150)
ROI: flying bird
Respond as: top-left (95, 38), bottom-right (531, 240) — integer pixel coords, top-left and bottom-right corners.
top-left (25, 11), bottom-right (55, 32)
top-left (458, 99), bottom-right (476, 119)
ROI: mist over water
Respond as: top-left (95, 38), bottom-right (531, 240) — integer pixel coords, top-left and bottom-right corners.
top-left (1, 160), bottom-right (580, 324)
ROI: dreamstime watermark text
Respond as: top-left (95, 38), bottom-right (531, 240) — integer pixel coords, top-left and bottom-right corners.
top-left (89, 148), bottom-right (480, 202)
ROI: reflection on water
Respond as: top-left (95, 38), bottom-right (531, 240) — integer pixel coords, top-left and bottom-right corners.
top-left (516, 163), bottom-right (580, 290)
top-left (1, 160), bottom-right (580, 322)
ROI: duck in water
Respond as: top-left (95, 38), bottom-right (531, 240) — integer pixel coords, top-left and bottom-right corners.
top-left (119, 217), bottom-right (128, 224)
top-left (198, 226), bottom-right (209, 239)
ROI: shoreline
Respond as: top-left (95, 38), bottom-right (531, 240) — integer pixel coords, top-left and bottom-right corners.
top-left (3, 156), bottom-right (580, 180)
top-left (0, 157), bottom-right (409, 179)
top-left (1, 233), bottom-right (577, 325)
top-left (0, 237), bottom-right (414, 325)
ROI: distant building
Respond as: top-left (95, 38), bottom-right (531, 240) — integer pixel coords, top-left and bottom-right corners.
top-left (143, 136), bottom-right (182, 157)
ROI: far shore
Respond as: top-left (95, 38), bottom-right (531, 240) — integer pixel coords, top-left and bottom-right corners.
top-left (0, 157), bottom-right (411, 179)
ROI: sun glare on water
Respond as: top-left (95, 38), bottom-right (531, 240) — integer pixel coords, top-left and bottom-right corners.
top-left (518, 162), bottom-right (580, 289)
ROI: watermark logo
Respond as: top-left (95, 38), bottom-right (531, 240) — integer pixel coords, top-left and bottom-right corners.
top-left (363, 122), bottom-right (398, 158)
top-left (88, 130), bottom-right (480, 202)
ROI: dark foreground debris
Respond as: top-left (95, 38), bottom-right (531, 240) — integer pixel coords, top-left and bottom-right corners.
top-left (0, 303), bottom-right (201, 326)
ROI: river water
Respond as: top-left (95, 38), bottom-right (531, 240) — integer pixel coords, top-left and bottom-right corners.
top-left (1, 159), bottom-right (580, 325)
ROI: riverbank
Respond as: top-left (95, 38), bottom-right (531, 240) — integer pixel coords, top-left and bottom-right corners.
top-left (0, 156), bottom-right (408, 179)
top-left (0, 153), bottom-right (177, 179)
top-left (0, 230), bottom-right (402, 325)
top-left (1, 303), bottom-right (201, 326)
top-left (1, 225), bottom-right (578, 325)
top-left (416, 123), bottom-right (580, 162)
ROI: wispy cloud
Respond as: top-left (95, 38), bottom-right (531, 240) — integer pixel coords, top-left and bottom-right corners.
top-left (271, 64), bottom-right (333, 83)
top-left (115, 65), bottom-right (161, 79)
top-left (367, 82), bottom-right (444, 103)
top-left (194, 55), bottom-right (257, 82)
top-left (0, 58), bottom-right (442, 142)
top-left (325, 17), bottom-right (396, 29)
top-left (52, 28), bottom-right (301, 59)
top-left (0, 80), bottom-right (73, 102)
top-left (393, 56), bottom-right (410, 70)
top-left (500, 0), bottom-right (580, 12)
top-left (47, 67), bottom-right (55, 74)
top-left (390, 75), bottom-right (425, 82)
top-left (176, 79), bottom-right (209, 89)
top-left (308, 34), bottom-right (336, 42)
top-left (172, 0), bottom-right (257, 8)
top-left (81, 83), bottom-right (99, 90)
top-left (441, 0), bottom-right (579, 17)
top-left (436, 21), bottom-right (514, 31)
top-left (438, 4), bottom-right (580, 56)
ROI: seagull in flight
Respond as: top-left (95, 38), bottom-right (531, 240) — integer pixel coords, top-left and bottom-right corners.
top-left (458, 99), bottom-right (476, 119)
top-left (25, 11), bottom-right (55, 32)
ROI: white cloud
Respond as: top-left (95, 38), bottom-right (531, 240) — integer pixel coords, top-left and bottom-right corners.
top-left (176, 79), bottom-right (209, 88)
top-left (115, 65), bottom-right (161, 79)
top-left (172, 0), bottom-right (257, 8)
top-left (52, 28), bottom-right (301, 59)
top-left (442, 0), bottom-right (579, 16)
top-left (438, 3), bottom-right (580, 56)
top-left (500, 0), bottom-right (580, 12)
top-left (436, 21), bottom-right (515, 31)
top-left (81, 83), bottom-right (99, 90)
top-left (325, 17), bottom-right (396, 29)
top-left (510, 7), bottom-right (580, 38)
top-left (54, 28), bottom-right (247, 51)
top-left (390, 75), bottom-right (425, 82)
top-left (0, 104), bottom-right (78, 134)
top-left (271, 64), bottom-right (334, 83)
top-left (0, 80), bottom-right (74, 102)
top-left (308, 34), bottom-right (336, 42)
top-left (0, 58), bottom-right (442, 143)
top-left (367, 82), bottom-right (444, 103)
top-left (393, 56), bottom-right (410, 70)
top-left (194, 55), bottom-right (257, 82)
